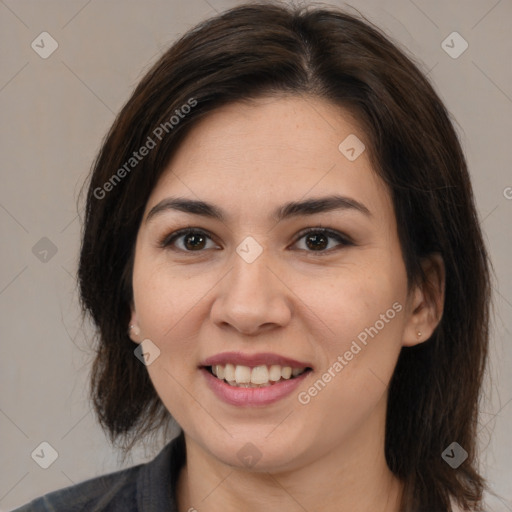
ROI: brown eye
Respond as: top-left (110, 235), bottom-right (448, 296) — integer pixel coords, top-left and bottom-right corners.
top-left (160, 228), bottom-right (218, 252)
top-left (304, 232), bottom-right (329, 251)
top-left (183, 232), bottom-right (207, 250)
top-left (294, 228), bottom-right (352, 253)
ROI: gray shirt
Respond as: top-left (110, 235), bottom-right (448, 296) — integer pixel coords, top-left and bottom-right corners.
top-left (12, 431), bottom-right (186, 511)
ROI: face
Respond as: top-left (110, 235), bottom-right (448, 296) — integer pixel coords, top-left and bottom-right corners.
top-left (130, 95), bottom-right (421, 472)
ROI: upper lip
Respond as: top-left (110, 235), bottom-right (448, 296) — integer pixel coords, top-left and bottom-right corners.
top-left (200, 351), bottom-right (313, 369)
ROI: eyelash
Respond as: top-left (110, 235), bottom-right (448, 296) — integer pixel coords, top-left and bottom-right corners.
top-left (158, 226), bottom-right (353, 255)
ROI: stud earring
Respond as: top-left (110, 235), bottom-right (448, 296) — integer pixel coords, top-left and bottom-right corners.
top-left (129, 324), bottom-right (141, 337)
top-left (417, 331), bottom-right (422, 338)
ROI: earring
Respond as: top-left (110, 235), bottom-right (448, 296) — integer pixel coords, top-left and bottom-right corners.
top-left (417, 331), bottom-right (422, 338)
top-left (129, 324), bottom-right (141, 337)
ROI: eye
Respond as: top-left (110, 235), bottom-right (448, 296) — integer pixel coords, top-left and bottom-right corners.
top-left (159, 226), bottom-right (353, 254)
top-left (159, 228), bottom-right (218, 252)
top-left (292, 227), bottom-right (352, 254)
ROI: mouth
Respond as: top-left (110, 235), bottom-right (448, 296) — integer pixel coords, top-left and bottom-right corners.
top-left (199, 352), bottom-right (313, 406)
top-left (203, 363), bottom-right (312, 388)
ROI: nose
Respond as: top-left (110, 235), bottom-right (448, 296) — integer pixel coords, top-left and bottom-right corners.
top-left (210, 248), bottom-right (292, 336)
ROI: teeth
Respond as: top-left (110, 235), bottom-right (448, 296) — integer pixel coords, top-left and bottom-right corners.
top-left (251, 365), bottom-right (269, 385)
top-left (209, 363), bottom-right (307, 387)
top-left (215, 365), bottom-right (225, 380)
top-left (281, 366), bottom-right (292, 379)
top-left (269, 365), bottom-right (282, 381)
top-left (224, 363), bottom-right (235, 382)
top-left (234, 365), bottom-right (251, 384)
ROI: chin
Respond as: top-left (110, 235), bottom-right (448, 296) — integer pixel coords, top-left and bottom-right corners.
top-left (202, 430), bottom-right (307, 473)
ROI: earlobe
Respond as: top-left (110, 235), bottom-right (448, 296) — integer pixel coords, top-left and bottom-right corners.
top-left (402, 253), bottom-right (445, 347)
top-left (128, 311), bottom-right (141, 342)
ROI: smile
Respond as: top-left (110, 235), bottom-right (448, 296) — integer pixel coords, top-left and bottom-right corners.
top-left (201, 366), bottom-right (312, 407)
top-left (199, 351), bottom-right (313, 406)
top-left (207, 363), bottom-right (310, 387)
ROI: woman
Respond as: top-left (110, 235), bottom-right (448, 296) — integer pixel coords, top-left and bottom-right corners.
top-left (15, 2), bottom-right (491, 511)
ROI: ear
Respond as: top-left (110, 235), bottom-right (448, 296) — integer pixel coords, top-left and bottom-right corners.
top-left (402, 253), bottom-right (445, 347)
top-left (128, 305), bottom-right (142, 344)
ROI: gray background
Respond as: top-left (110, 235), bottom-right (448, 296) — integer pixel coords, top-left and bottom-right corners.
top-left (0, 0), bottom-right (511, 510)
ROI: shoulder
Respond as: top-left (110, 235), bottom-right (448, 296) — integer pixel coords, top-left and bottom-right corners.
top-left (11, 463), bottom-right (142, 512)
top-left (11, 432), bottom-right (186, 512)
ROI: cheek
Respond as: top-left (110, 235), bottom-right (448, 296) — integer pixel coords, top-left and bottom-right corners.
top-left (300, 258), bottom-right (405, 343)
top-left (131, 257), bottom-right (204, 415)
top-left (299, 259), bottom-right (406, 397)
top-left (131, 259), bottom-right (204, 427)
top-left (294, 278), bottom-right (405, 450)
top-left (132, 251), bottom-right (201, 340)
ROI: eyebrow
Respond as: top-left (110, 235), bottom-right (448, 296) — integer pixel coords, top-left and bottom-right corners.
top-left (145, 194), bottom-right (371, 224)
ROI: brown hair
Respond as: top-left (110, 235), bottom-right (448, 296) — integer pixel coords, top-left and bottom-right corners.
top-left (78, 2), bottom-right (491, 510)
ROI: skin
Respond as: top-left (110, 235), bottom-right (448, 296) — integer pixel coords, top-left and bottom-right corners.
top-left (129, 95), bottom-right (444, 512)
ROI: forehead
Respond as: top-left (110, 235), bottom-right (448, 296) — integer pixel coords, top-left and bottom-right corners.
top-left (145, 95), bottom-right (393, 226)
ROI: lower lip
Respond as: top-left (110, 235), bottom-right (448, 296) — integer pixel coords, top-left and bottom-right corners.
top-left (201, 368), bottom-right (310, 406)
